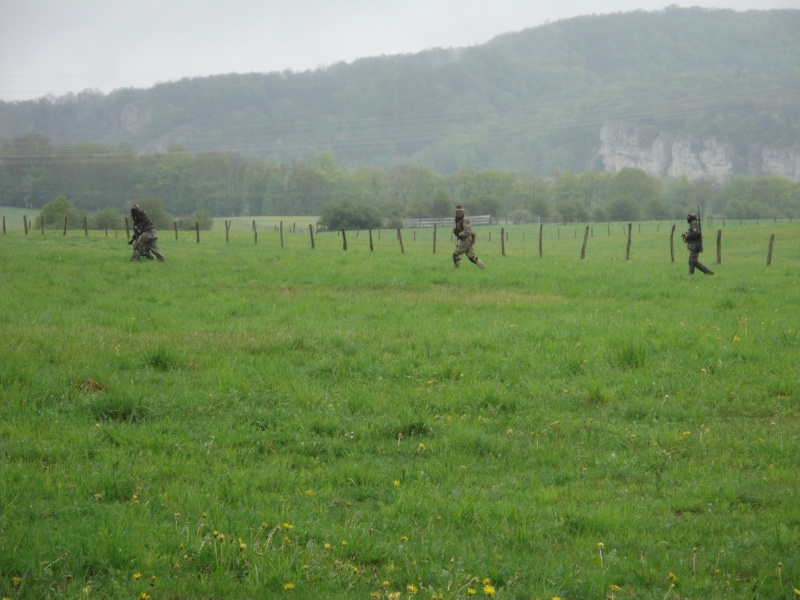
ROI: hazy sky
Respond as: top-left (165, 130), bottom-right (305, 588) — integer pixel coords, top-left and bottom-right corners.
top-left (1, 0), bottom-right (798, 101)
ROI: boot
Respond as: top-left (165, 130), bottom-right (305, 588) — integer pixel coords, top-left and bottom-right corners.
top-left (453, 252), bottom-right (461, 268)
top-left (469, 256), bottom-right (485, 270)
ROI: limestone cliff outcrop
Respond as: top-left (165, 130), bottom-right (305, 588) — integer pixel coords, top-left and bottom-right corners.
top-left (597, 121), bottom-right (800, 181)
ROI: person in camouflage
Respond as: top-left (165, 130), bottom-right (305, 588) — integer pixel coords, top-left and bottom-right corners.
top-left (681, 211), bottom-right (712, 275)
top-left (129, 204), bottom-right (165, 262)
top-left (452, 204), bottom-right (485, 269)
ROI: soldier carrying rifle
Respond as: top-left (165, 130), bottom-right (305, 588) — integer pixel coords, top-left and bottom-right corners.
top-left (682, 210), bottom-right (712, 275)
top-left (129, 204), bottom-right (165, 262)
top-left (452, 204), bottom-right (485, 270)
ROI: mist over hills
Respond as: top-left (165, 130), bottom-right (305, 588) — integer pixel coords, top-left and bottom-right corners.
top-left (2, 6), bottom-right (799, 179)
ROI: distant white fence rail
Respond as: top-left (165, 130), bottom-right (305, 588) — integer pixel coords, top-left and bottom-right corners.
top-left (402, 215), bottom-right (492, 228)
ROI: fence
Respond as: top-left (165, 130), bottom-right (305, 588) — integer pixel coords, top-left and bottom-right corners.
top-left (2, 214), bottom-right (793, 267)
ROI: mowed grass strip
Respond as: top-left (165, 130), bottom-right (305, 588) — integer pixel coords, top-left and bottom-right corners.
top-left (0, 224), bottom-right (798, 599)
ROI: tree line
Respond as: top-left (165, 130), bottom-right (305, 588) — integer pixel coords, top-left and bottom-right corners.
top-left (3, 136), bottom-right (799, 230)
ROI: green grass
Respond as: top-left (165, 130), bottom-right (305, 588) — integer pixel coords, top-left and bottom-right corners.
top-left (1, 221), bottom-right (798, 599)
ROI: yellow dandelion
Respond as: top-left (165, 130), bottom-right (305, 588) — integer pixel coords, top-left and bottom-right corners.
top-left (140, 594), bottom-right (150, 600)
top-left (407, 583), bottom-right (419, 595)
top-left (668, 572), bottom-right (677, 581)
top-left (382, 581), bottom-right (390, 587)
top-left (388, 593), bottom-right (402, 600)
top-left (324, 543), bottom-right (332, 550)
top-left (238, 539), bottom-right (247, 550)
top-left (394, 480), bottom-right (401, 487)
top-left (483, 584), bottom-right (495, 596)
top-left (282, 522), bottom-right (294, 530)
top-left (483, 578), bottom-right (491, 585)
top-left (133, 572), bottom-right (141, 581)
top-left (467, 588), bottom-right (477, 596)
top-left (610, 584), bottom-right (621, 591)
top-left (418, 443), bottom-right (426, 452)
top-left (793, 588), bottom-right (800, 597)
top-left (283, 582), bottom-right (295, 590)
top-left (341, 540), bottom-right (348, 547)
top-left (400, 535), bottom-right (409, 542)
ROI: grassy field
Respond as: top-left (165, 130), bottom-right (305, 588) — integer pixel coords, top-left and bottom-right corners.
top-left (1, 221), bottom-right (798, 599)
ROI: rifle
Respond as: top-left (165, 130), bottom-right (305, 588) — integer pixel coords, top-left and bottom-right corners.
top-left (128, 232), bottom-right (140, 245)
top-left (697, 203), bottom-right (703, 252)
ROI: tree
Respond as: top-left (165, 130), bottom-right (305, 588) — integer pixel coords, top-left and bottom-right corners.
top-left (35, 195), bottom-right (82, 229)
top-left (92, 207), bottom-right (124, 230)
top-left (318, 200), bottom-right (382, 231)
top-left (606, 168), bottom-right (662, 221)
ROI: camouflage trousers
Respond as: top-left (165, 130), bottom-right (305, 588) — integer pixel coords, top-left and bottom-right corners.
top-left (131, 229), bottom-right (165, 262)
top-left (453, 237), bottom-right (484, 269)
top-left (688, 251), bottom-right (712, 275)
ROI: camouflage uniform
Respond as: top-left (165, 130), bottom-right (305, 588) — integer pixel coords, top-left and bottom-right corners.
top-left (130, 205), bottom-right (165, 262)
top-left (452, 205), bottom-right (484, 269)
top-left (682, 212), bottom-right (712, 275)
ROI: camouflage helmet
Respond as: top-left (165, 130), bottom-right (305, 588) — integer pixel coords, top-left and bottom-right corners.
top-left (455, 204), bottom-right (465, 219)
top-left (687, 211), bottom-right (697, 222)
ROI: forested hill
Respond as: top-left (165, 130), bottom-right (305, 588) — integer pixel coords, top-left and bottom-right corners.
top-left (2, 6), bottom-right (799, 177)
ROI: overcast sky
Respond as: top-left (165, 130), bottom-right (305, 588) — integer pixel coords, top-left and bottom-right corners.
top-left (1, 0), bottom-right (798, 102)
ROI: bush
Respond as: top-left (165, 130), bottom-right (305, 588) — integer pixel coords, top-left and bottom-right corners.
top-left (318, 200), bottom-right (383, 231)
top-left (35, 195), bottom-right (83, 230)
top-left (177, 210), bottom-right (213, 231)
top-left (91, 207), bottom-right (125, 230)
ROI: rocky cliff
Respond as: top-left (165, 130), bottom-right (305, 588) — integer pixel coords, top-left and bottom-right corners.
top-left (597, 122), bottom-right (800, 181)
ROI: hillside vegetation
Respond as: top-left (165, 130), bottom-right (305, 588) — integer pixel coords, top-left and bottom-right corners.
top-left (1, 7), bottom-right (798, 174)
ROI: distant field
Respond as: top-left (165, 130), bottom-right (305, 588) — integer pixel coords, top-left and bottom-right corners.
top-left (1, 219), bottom-right (798, 598)
top-left (1, 206), bottom-right (39, 231)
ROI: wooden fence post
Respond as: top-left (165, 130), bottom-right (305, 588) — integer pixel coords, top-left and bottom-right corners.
top-left (2, 216), bottom-right (5, 234)
top-left (174, 222), bottom-right (178, 240)
top-left (716, 230), bottom-right (722, 264)
top-left (83, 216), bottom-right (88, 236)
top-left (340, 224), bottom-right (347, 251)
top-left (252, 220), bottom-right (257, 245)
top-left (501, 227), bottom-right (506, 256)
top-left (397, 228), bottom-right (404, 254)
top-left (41, 217), bottom-right (44, 235)
top-left (539, 224), bottom-right (543, 258)
top-left (309, 224), bottom-right (315, 249)
top-left (626, 223), bottom-right (632, 261)
top-left (195, 222), bottom-right (200, 243)
top-left (433, 224), bottom-right (437, 255)
top-left (368, 228), bottom-right (374, 251)
top-left (767, 234), bottom-right (775, 266)
top-left (225, 220), bottom-right (230, 243)
top-left (670, 224), bottom-right (676, 263)
top-left (280, 221), bottom-right (284, 248)
top-left (580, 226), bottom-right (590, 259)
top-left (63, 217), bottom-right (67, 236)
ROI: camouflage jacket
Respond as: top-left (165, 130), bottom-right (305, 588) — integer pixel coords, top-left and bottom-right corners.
top-left (454, 215), bottom-right (473, 240)
top-left (132, 209), bottom-right (156, 235)
top-left (684, 221), bottom-right (703, 252)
